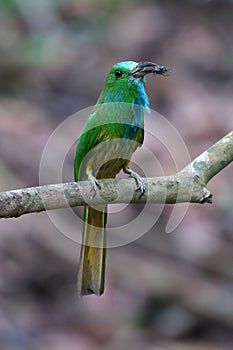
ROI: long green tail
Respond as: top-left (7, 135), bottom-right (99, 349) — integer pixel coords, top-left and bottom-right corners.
top-left (78, 205), bottom-right (107, 296)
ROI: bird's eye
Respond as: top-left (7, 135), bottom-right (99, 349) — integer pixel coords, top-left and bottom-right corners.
top-left (115, 69), bottom-right (123, 78)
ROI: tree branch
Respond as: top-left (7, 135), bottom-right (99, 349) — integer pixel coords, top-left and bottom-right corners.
top-left (0, 131), bottom-right (232, 219)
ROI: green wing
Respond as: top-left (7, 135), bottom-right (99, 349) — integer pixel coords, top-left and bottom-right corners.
top-left (74, 105), bottom-right (122, 180)
top-left (74, 102), bottom-right (143, 180)
top-left (74, 112), bottom-right (100, 181)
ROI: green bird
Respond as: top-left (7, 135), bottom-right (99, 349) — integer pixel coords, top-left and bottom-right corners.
top-left (74, 61), bottom-right (168, 296)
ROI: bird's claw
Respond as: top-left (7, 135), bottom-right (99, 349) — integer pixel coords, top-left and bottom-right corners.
top-left (123, 167), bottom-right (145, 198)
top-left (87, 173), bottom-right (101, 195)
top-left (132, 173), bottom-right (145, 198)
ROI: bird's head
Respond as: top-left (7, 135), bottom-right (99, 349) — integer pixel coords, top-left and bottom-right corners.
top-left (105, 61), bottom-right (168, 87)
top-left (99, 60), bottom-right (168, 108)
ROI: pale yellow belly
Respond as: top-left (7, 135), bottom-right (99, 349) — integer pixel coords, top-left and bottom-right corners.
top-left (82, 138), bottom-right (140, 179)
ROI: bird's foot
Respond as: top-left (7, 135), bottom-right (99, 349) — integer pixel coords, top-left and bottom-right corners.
top-left (87, 170), bottom-right (101, 194)
top-left (123, 166), bottom-right (145, 198)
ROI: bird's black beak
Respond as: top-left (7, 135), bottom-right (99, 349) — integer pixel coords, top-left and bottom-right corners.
top-left (129, 61), bottom-right (169, 78)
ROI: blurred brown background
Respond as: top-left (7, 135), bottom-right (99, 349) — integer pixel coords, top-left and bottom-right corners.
top-left (0, 0), bottom-right (233, 349)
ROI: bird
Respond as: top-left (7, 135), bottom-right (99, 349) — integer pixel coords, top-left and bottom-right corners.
top-left (74, 60), bottom-right (168, 296)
